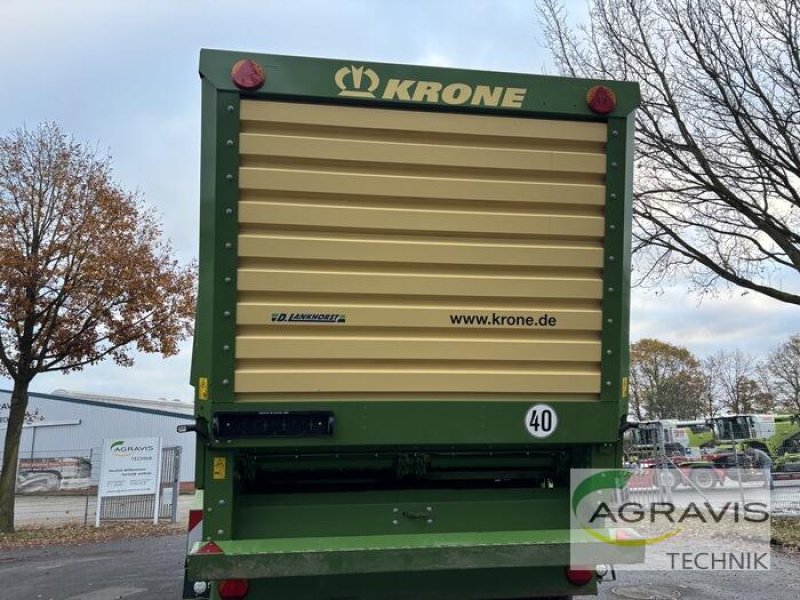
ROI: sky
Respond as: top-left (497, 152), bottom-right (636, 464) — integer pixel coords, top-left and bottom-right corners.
top-left (0, 0), bottom-right (797, 403)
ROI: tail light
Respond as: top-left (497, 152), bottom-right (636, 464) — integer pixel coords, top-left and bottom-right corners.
top-left (586, 85), bottom-right (616, 114)
top-left (231, 59), bottom-right (265, 90)
top-left (218, 578), bottom-right (249, 599)
top-left (565, 566), bottom-right (594, 586)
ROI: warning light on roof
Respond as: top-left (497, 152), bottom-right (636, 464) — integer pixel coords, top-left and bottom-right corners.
top-left (586, 85), bottom-right (616, 114)
top-left (231, 60), bottom-right (265, 90)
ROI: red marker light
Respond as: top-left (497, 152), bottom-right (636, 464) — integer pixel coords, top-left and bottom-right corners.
top-left (218, 578), bottom-right (250, 600)
top-left (231, 59), bottom-right (265, 90)
top-left (566, 566), bottom-right (594, 586)
top-left (586, 85), bottom-right (616, 114)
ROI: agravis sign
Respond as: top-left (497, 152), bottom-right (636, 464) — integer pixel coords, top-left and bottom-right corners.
top-left (98, 436), bottom-right (161, 497)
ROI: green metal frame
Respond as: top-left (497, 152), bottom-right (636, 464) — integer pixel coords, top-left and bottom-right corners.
top-left (193, 48), bottom-right (639, 438)
top-left (208, 565), bottom-right (595, 600)
top-left (191, 49), bottom-right (640, 598)
top-left (189, 528), bottom-right (642, 579)
top-left (193, 80), bottom-right (240, 421)
top-left (205, 400), bottom-right (621, 447)
top-left (199, 49), bottom-right (639, 117)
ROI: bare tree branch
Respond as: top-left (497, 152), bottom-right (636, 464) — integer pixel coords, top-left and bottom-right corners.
top-left (538, 0), bottom-right (800, 304)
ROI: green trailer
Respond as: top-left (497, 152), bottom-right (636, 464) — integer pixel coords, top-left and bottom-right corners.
top-left (624, 419), bottom-right (714, 460)
top-left (708, 414), bottom-right (800, 466)
top-left (185, 49), bottom-right (640, 600)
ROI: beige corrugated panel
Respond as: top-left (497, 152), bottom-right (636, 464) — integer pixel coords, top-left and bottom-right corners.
top-left (236, 100), bottom-right (607, 399)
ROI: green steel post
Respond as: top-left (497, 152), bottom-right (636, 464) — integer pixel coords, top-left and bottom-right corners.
top-left (203, 449), bottom-right (235, 541)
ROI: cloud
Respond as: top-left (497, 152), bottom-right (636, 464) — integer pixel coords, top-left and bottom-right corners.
top-left (1, 346), bottom-right (194, 403)
top-left (0, 0), bottom-right (796, 400)
top-left (632, 285), bottom-right (798, 358)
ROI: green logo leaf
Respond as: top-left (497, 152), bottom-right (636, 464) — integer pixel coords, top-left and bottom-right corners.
top-left (571, 469), bottom-right (633, 516)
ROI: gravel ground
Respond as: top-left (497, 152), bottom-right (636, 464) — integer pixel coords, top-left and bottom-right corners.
top-left (590, 550), bottom-right (800, 600)
top-left (0, 534), bottom-right (185, 600)
top-left (5, 488), bottom-right (799, 598)
top-left (0, 532), bottom-right (798, 600)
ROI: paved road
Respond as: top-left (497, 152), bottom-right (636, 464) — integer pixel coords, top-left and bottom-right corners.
top-left (1, 534), bottom-right (799, 600)
top-left (587, 554), bottom-right (800, 599)
top-left (0, 535), bottom-right (184, 600)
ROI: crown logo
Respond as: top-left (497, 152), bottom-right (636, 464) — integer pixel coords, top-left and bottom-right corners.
top-left (335, 65), bottom-right (380, 98)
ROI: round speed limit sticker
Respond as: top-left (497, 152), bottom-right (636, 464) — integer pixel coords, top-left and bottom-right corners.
top-left (524, 404), bottom-right (558, 439)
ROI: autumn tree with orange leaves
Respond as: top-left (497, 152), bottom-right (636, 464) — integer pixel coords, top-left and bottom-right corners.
top-left (0, 123), bottom-right (195, 532)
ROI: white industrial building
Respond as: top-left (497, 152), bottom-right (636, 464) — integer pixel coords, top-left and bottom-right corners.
top-left (0, 389), bottom-right (195, 491)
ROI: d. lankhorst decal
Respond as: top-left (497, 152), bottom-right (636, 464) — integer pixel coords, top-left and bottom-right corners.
top-left (334, 64), bottom-right (527, 108)
top-left (271, 312), bottom-right (346, 324)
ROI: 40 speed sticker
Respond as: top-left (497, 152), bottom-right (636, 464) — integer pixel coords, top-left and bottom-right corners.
top-left (524, 404), bottom-right (558, 439)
